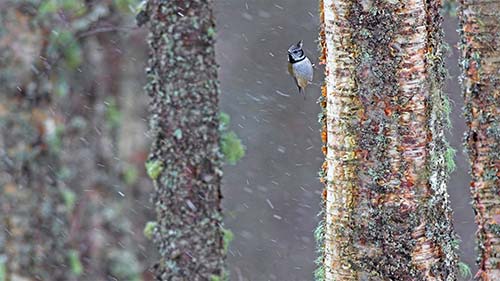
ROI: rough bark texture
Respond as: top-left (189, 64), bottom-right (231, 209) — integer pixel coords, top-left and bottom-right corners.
top-left (318, 1), bottom-right (459, 280)
top-left (0, 5), bottom-right (70, 281)
top-left (144, 0), bottom-right (225, 280)
top-left (459, 0), bottom-right (500, 280)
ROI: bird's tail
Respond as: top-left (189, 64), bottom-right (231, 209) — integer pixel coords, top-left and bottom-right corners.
top-left (299, 87), bottom-right (306, 100)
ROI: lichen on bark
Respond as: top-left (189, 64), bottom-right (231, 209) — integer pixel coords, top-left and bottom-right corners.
top-left (319, 1), bottom-right (459, 280)
top-left (459, 0), bottom-right (500, 280)
top-left (143, 0), bottom-right (225, 280)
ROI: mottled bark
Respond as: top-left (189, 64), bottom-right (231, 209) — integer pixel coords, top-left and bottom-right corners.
top-left (318, 1), bottom-right (458, 280)
top-left (144, 0), bottom-right (225, 280)
top-left (0, 6), bottom-right (70, 281)
top-left (459, 1), bottom-right (500, 280)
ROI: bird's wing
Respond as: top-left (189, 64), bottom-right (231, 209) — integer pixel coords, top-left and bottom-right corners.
top-left (306, 58), bottom-right (314, 81)
top-left (297, 77), bottom-right (309, 89)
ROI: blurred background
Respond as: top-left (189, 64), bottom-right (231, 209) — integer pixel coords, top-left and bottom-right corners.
top-left (0, 0), bottom-right (476, 280)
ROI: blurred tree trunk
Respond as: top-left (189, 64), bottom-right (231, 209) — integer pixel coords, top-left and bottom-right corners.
top-left (0, 5), bottom-right (70, 280)
top-left (317, 1), bottom-right (459, 280)
top-left (144, 0), bottom-right (225, 280)
top-left (59, 5), bottom-right (148, 280)
top-left (1, 3), bottom-right (149, 280)
top-left (459, 1), bottom-right (500, 280)
top-left (63, 31), bottom-right (133, 281)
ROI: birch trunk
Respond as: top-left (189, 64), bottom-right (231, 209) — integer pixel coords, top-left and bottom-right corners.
top-left (318, 1), bottom-right (459, 280)
top-left (144, 0), bottom-right (226, 280)
top-left (459, 0), bottom-right (500, 280)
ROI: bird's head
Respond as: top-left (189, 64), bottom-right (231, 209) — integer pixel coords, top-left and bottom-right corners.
top-left (288, 40), bottom-right (305, 63)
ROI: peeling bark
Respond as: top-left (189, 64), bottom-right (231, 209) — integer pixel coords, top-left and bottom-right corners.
top-left (459, 0), bottom-right (500, 280)
top-left (144, 0), bottom-right (225, 280)
top-left (318, 1), bottom-right (458, 280)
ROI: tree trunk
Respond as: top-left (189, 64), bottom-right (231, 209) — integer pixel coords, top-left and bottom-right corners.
top-left (0, 6), bottom-right (70, 280)
top-left (56, 4), bottom-right (151, 279)
top-left (318, 1), bottom-right (459, 280)
top-left (63, 30), bottom-right (143, 281)
top-left (144, 1), bottom-right (225, 280)
top-left (459, 0), bottom-right (500, 280)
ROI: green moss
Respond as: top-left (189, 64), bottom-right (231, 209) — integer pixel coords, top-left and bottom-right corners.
top-left (68, 249), bottom-right (83, 276)
top-left (143, 221), bottom-right (157, 240)
top-left (219, 112), bottom-right (230, 131)
top-left (445, 145), bottom-right (456, 173)
top-left (209, 271), bottom-right (228, 281)
top-left (105, 98), bottom-right (121, 129)
top-left (458, 262), bottom-right (471, 279)
top-left (61, 188), bottom-right (76, 212)
top-left (145, 160), bottom-right (164, 180)
top-left (221, 131), bottom-right (245, 165)
top-left (124, 165), bottom-right (139, 185)
top-left (222, 227), bottom-right (234, 252)
top-left (210, 275), bottom-right (221, 281)
top-left (39, 0), bottom-right (87, 16)
top-left (441, 95), bottom-right (453, 128)
top-left (218, 112), bottom-right (245, 164)
top-left (38, 0), bottom-right (59, 15)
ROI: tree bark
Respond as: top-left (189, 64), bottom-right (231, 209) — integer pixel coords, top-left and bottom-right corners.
top-left (0, 5), bottom-right (70, 280)
top-left (318, 1), bottom-right (459, 280)
top-left (144, 0), bottom-right (225, 280)
top-left (459, 0), bottom-right (500, 280)
top-left (63, 29), bottom-right (142, 281)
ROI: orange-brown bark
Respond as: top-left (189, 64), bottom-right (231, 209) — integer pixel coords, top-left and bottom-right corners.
top-left (459, 0), bottom-right (500, 280)
top-left (319, 1), bottom-right (458, 280)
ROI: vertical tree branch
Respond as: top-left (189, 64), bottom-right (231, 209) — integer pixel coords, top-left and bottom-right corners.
top-left (459, 0), bottom-right (500, 279)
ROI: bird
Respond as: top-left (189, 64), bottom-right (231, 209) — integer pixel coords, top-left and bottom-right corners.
top-left (287, 40), bottom-right (313, 98)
